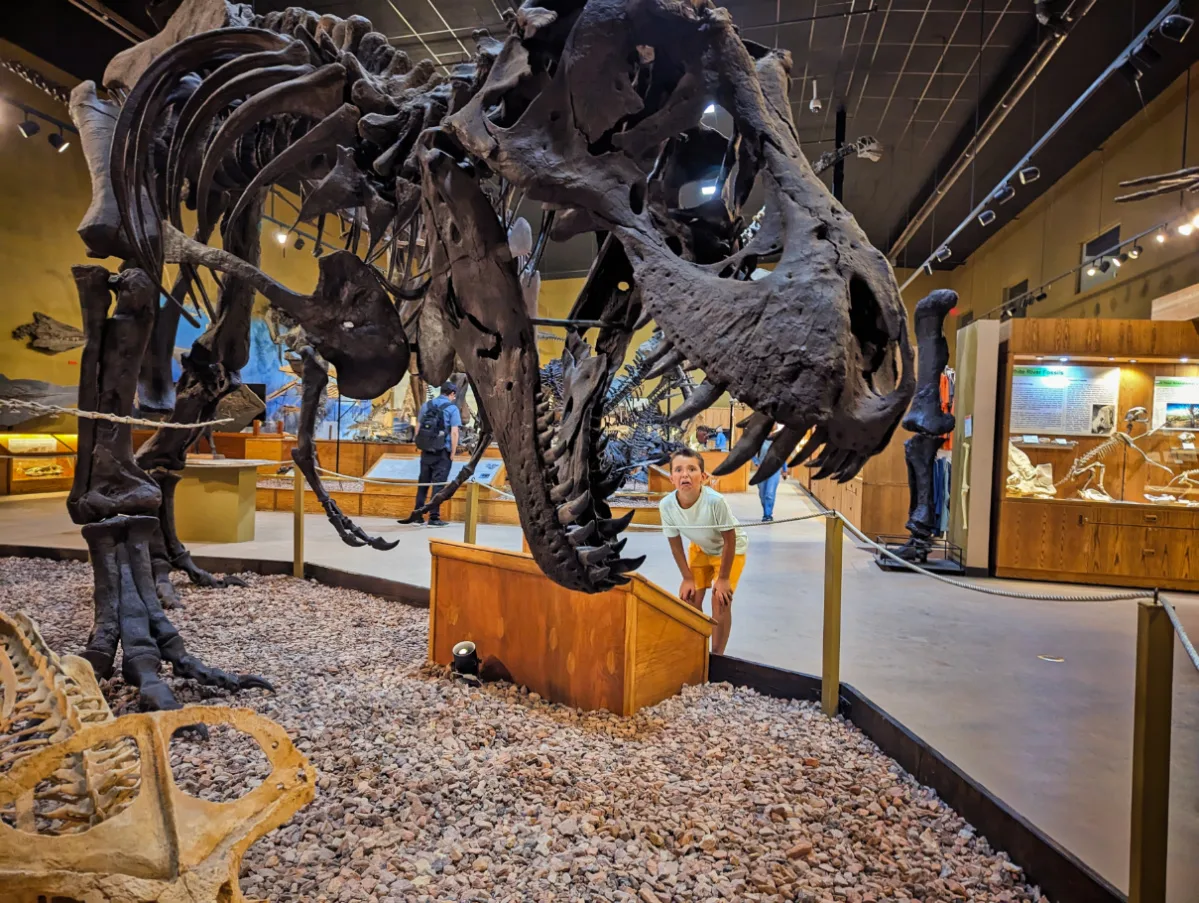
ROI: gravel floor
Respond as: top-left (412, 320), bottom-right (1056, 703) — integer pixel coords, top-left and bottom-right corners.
top-left (1, 557), bottom-right (1050, 903)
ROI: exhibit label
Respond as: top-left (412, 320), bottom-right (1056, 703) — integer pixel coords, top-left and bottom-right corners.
top-left (1010, 365), bottom-right (1120, 437)
top-left (1151, 375), bottom-right (1199, 430)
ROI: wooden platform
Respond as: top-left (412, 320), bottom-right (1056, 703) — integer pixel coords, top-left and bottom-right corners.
top-left (428, 540), bottom-right (713, 715)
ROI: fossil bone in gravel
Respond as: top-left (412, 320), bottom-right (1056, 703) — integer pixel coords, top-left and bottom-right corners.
top-left (0, 609), bottom-right (315, 903)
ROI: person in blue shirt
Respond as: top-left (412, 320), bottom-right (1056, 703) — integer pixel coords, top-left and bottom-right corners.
top-left (752, 429), bottom-right (788, 522)
top-left (399, 382), bottom-right (463, 526)
top-left (712, 427), bottom-right (728, 451)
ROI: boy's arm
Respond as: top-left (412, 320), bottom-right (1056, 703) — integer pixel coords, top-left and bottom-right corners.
top-left (667, 535), bottom-right (697, 604)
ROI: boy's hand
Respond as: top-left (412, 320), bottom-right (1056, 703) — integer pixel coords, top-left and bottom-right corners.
top-left (712, 577), bottom-right (734, 608)
top-left (678, 577), bottom-right (697, 604)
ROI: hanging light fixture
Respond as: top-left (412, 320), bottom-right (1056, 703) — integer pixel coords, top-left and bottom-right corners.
top-left (1128, 244), bottom-right (1143, 259)
top-left (977, 209), bottom-right (997, 227)
top-left (1179, 222), bottom-right (1194, 236)
top-left (275, 230), bottom-right (288, 245)
top-left (17, 117), bottom-right (39, 138)
top-left (1018, 165), bottom-right (1041, 185)
top-left (1159, 13), bottom-right (1193, 42)
top-left (47, 130), bottom-right (69, 153)
top-left (1155, 230), bottom-right (1167, 243)
top-left (992, 183), bottom-right (1016, 204)
top-left (1086, 264), bottom-right (1098, 277)
top-left (934, 245), bottom-right (952, 263)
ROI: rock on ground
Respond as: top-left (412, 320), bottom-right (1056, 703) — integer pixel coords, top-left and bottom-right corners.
top-left (0, 558), bottom-right (1051, 903)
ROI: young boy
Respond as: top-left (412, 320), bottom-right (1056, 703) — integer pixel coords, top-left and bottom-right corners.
top-left (659, 447), bottom-right (747, 655)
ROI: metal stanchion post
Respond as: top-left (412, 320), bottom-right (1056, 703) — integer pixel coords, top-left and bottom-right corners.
top-left (822, 514), bottom-right (843, 717)
top-left (292, 470), bottom-right (304, 579)
top-left (1129, 595), bottom-right (1173, 903)
top-left (463, 480), bottom-right (480, 544)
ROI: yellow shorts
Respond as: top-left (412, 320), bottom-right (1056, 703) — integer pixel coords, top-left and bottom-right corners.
top-left (688, 544), bottom-right (746, 592)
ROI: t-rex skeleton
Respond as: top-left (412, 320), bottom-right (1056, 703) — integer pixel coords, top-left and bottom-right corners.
top-left (67, 0), bottom-right (913, 707)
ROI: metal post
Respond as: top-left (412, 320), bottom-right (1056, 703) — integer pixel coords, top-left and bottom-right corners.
top-left (821, 514), bottom-right (843, 717)
top-left (292, 470), bottom-right (304, 579)
top-left (463, 480), bottom-right (480, 544)
top-left (832, 103), bottom-right (847, 202)
top-left (1129, 596), bottom-right (1174, 903)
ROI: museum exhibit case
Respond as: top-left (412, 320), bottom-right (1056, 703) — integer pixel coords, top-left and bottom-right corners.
top-left (0, 433), bottom-right (77, 495)
top-left (994, 318), bottom-right (1199, 590)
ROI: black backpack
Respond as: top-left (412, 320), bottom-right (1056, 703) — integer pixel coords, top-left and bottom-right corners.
top-left (415, 398), bottom-right (449, 452)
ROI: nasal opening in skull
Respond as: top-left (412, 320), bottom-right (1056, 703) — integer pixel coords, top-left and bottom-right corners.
top-left (848, 274), bottom-right (888, 385)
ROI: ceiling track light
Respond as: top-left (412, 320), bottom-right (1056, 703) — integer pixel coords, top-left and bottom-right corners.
top-left (47, 130), bottom-right (69, 153)
top-left (977, 208), bottom-right (997, 227)
top-left (1155, 230), bottom-right (1167, 243)
top-left (934, 245), bottom-right (952, 263)
top-left (1018, 165), bottom-right (1041, 185)
top-left (17, 117), bottom-right (39, 138)
top-left (992, 183), bottom-right (1016, 204)
top-left (1128, 244), bottom-right (1143, 259)
top-left (1180, 222), bottom-right (1195, 236)
top-left (1086, 265), bottom-right (1098, 277)
top-left (293, 236), bottom-right (305, 250)
top-left (275, 230), bottom-right (288, 245)
top-left (1113, 254), bottom-right (1126, 267)
top-left (1159, 13), bottom-right (1193, 42)
top-left (1098, 258), bottom-right (1112, 273)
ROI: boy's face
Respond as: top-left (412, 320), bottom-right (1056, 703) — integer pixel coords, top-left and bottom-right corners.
top-left (670, 456), bottom-right (705, 495)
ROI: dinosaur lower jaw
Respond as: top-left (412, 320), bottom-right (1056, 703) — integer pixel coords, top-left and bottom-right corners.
top-left (470, 337), bottom-right (643, 594)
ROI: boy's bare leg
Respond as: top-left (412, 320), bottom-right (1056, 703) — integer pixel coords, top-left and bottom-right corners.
top-left (710, 592), bottom-right (731, 655)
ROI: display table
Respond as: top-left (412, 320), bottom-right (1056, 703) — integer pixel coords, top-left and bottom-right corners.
top-left (428, 540), bottom-right (712, 715)
top-left (175, 459), bottom-right (270, 543)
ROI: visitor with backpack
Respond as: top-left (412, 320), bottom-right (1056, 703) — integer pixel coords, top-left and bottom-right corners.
top-left (399, 382), bottom-right (462, 526)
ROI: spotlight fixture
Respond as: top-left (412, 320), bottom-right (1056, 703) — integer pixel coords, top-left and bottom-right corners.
top-left (1112, 254), bottom-right (1124, 268)
top-left (977, 208), bottom-right (997, 227)
top-left (1191, 211), bottom-right (1199, 228)
top-left (1132, 40), bottom-right (1164, 67)
top-left (451, 640), bottom-right (480, 676)
top-left (1018, 165), bottom-right (1041, 185)
top-left (992, 182), bottom-right (1016, 204)
top-left (700, 184), bottom-right (717, 196)
top-left (1086, 265), bottom-right (1098, 277)
top-left (48, 130), bottom-right (69, 153)
top-left (1120, 59), bottom-right (1146, 85)
top-left (293, 236), bottom-right (305, 250)
top-left (1179, 222), bottom-right (1194, 236)
top-left (17, 118), bottom-right (39, 138)
top-left (922, 261), bottom-right (934, 275)
top-left (1034, 291), bottom-right (1048, 302)
top-left (275, 230), bottom-right (288, 245)
top-left (1156, 230), bottom-right (1167, 243)
top-left (934, 245), bottom-right (952, 263)
top-left (1098, 258), bottom-right (1112, 273)
top-left (703, 103), bottom-right (716, 114)
top-left (1128, 244), bottom-right (1143, 259)
top-left (1159, 13), bottom-right (1193, 42)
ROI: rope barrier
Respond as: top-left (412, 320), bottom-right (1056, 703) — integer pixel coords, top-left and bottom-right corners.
top-left (0, 399), bottom-right (231, 430)
top-left (832, 512), bottom-right (1155, 603)
top-left (1161, 595), bottom-right (1199, 673)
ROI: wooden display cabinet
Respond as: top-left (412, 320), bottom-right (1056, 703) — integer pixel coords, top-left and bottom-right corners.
top-left (993, 319), bottom-right (1199, 592)
top-left (0, 434), bottom-right (77, 495)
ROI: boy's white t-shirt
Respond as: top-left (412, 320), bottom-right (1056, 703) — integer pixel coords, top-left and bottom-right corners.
top-left (659, 486), bottom-right (748, 557)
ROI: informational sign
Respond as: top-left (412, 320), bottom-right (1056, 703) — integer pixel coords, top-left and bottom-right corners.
top-left (365, 455), bottom-right (504, 485)
top-left (1010, 365), bottom-right (1121, 437)
top-left (5, 436), bottom-right (58, 454)
top-left (1151, 376), bottom-right (1199, 430)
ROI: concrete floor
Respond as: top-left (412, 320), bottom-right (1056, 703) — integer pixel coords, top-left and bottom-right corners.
top-left (1, 484), bottom-right (1196, 899)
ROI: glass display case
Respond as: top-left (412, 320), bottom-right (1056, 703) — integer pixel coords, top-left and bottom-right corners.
top-left (1003, 359), bottom-right (1199, 508)
top-left (0, 434), bottom-right (77, 495)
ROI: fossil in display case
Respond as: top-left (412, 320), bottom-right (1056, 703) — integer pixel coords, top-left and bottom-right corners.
top-left (17, 461), bottom-right (66, 479)
top-left (1006, 443), bottom-right (1056, 498)
top-left (1056, 407), bottom-right (1175, 502)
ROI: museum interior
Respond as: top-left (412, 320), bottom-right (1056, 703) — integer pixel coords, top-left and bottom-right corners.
top-left (1, 0), bottom-right (1199, 901)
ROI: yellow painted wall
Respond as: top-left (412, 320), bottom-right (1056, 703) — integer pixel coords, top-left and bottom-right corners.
top-left (943, 62), bottom-right (1199, 322)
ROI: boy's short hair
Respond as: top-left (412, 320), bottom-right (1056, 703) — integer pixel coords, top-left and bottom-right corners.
top-left (669, 446), bottom-right (706, 473)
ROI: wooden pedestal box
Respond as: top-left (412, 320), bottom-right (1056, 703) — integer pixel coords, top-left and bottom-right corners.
top-left (428, 540), bottom-right (713, 715)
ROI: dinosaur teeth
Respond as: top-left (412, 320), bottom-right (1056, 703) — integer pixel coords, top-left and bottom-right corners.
top-left (640, 333), bottom-right (675, 370)
top-left (587, 565), bottom-right (611, 583)
top-left (567, 521), bottom-right (598, 546)
top-left (557, 491), bottom-right (592, 524)
top-left (644, 346), bottom-right (686, 380)
top-left (596, 510), bottom-right (635, 539)
top-left (789, 425), bottom-right (826, 467)
top-left (609, 555), bottom-right (645, 575)
top-left (714, 412), bottom-right (774, 476)
top-left (578, 545), bottom-right (612, 566)
top-left (748, 425), bottom-right (806, 485)
top-left (550, 481), bottom-right (573, 504)
top-left (669, 380), bottom-right (727, 423)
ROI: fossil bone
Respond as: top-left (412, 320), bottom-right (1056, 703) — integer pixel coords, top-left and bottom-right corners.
top-left (0, 611), bottom-right (314, 903)
top-left (75, 0), bottom-right (912, 600)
